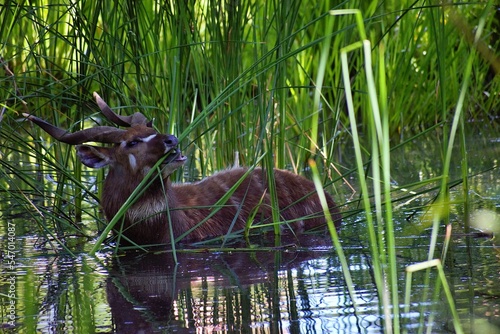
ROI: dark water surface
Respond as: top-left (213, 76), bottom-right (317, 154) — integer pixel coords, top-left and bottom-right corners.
top-left (1, 130), bottom-right (500, 333)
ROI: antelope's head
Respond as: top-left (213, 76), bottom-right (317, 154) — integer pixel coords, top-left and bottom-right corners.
top-left (24, 92), bottom-right (186, 179)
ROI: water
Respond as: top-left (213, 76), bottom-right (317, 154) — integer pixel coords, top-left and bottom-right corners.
top-left (1, 130), bottom-right (500, 333)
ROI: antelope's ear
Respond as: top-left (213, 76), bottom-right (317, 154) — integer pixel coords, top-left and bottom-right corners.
top-left (76, 145), bottom-right (113, 168)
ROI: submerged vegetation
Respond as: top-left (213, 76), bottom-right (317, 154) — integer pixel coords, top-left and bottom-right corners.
top-left (1, 0), bottom-right (499, 332)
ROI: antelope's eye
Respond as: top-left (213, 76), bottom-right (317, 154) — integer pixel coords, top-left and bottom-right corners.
top-left (126, 140), bottom-right (140, 147)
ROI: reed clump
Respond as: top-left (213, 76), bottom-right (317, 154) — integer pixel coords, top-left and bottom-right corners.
top-left (1, 1), bottom-right (498, 331)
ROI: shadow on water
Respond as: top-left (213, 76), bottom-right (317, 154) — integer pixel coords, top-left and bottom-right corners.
top-left (104, 233), bottom-right (385, 333)
top-left (107, 243), bottom-right (352, 333)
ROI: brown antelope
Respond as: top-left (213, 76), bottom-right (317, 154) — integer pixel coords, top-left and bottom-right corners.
top-left (24, 92), bottom-right (341, 245)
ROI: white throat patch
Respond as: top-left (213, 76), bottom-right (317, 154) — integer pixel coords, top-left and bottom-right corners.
top-left (128, 154), bottom-right (137, 171)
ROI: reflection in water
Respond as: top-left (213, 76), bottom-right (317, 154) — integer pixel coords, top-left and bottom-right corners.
top-left (106, 242), bottom-right (367, 333)
top-left (2, 233), bottom-right (499, 332)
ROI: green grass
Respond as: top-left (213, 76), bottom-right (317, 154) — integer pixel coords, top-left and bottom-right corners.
top-left (1, 1), bottom-right (499, 332)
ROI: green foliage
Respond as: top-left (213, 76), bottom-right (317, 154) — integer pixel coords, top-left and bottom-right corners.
top-left (0, 0), bottom-right (497, 243)
top-left (1, 0), bottom-right (499, 332)
top-left (0, 1), bottom-right (496, 234)
top-left (331, 3), bottom-right (495, 332)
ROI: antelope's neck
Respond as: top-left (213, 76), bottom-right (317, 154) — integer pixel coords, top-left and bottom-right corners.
top-left (101, 168), bottom-right (175, 222)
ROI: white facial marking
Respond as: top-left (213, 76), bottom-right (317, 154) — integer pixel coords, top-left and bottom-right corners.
top-left (142, 134), bottom-right (157, 143)
top-left (128, 154), bottom-right (137, 171)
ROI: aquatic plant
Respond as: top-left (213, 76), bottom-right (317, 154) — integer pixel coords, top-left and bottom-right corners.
top-left (1, 1), bottom-right (498, 332)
